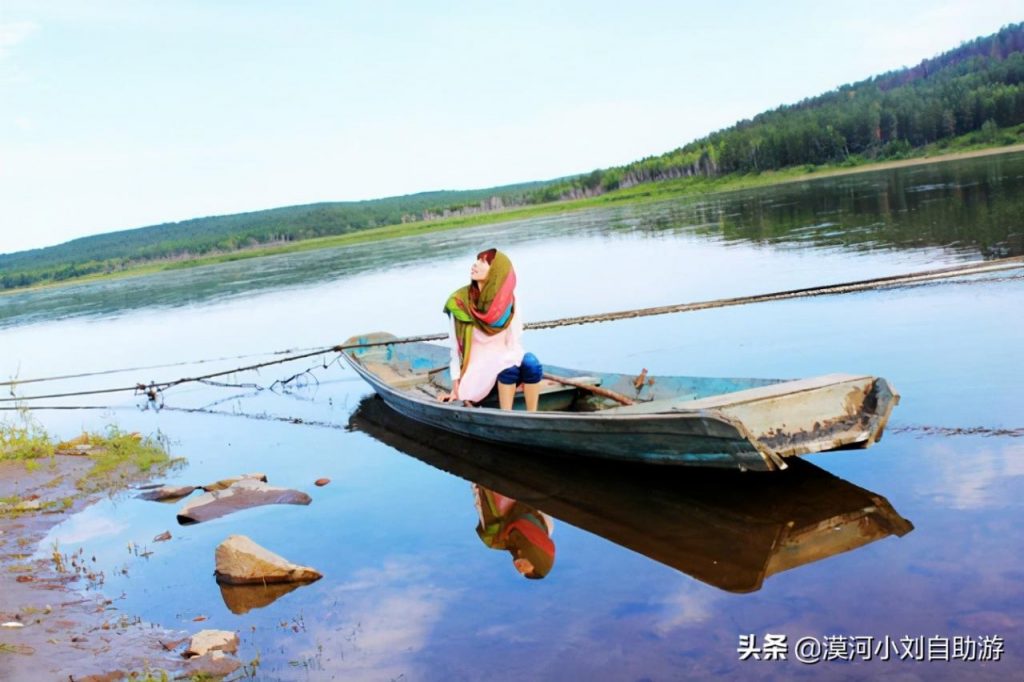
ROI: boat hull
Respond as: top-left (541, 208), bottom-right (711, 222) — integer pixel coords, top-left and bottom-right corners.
top-left (342, 332), bottom-right (899, 471)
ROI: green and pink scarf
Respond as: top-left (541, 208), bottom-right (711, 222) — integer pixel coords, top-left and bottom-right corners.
top-left (443, 250), bottom-right (517, 376)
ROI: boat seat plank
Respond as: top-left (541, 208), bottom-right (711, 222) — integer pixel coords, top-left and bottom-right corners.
top-left (364, 362), bottom-right (433, 389)
top-left (601, 374), bottom-right (867, 415)
top-left (674, 373), bottom-right (869, 410)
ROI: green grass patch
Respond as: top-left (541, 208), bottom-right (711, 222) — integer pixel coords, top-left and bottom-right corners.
top-left (2, 403), bottom-right (181, 495)
top-left (75, 427), bottom-right (181, 494)
top-left (0, 406), bottom-right (55, 463)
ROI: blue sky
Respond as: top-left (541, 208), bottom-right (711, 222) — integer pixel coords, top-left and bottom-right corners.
top-left (1, 1), bottom-right (1020, 253)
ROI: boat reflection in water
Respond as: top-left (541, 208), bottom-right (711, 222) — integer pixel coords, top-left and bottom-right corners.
top-left (350, 396), bottom-right (913, 593)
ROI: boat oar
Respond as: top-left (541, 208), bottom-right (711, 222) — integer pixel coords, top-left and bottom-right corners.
top-left (543, 373), bottom-right (635, 406)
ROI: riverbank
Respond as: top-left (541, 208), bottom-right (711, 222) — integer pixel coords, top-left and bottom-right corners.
top-left (0, 456), bottom-right (186, 680)
top-left (0, 428), bottom-right (246, 680)
top-left (5, 141), bottom-right (1024, 297)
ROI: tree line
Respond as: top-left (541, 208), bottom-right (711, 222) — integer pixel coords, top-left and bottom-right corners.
top-left (533, 22), bottom-right (1024, 198)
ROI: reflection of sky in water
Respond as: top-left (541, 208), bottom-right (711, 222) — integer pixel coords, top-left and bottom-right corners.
top-left (5, 155), bottom-right (1023, 679)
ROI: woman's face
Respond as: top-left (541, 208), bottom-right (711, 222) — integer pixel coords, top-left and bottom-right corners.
top-left (470, 257), bottom-right (491, 282)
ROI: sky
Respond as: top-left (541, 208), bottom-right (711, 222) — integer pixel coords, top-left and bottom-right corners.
top-left (0, 1), bottom-right (1021, 254)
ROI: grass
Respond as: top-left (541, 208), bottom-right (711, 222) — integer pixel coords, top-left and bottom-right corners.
top-left (0, 642), bottom-right (34, 655)
top-left (1, 404), bottom-right (181, 497)
top-left (0, 405), bottom-right (54, 462)
top-left (74, 427), bottom-right (181, 494)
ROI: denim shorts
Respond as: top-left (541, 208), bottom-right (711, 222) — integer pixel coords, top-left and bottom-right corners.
top-left (497, 352), bottom-right (543, 385)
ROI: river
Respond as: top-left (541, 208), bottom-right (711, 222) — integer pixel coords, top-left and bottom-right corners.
top-left (3, 152), bottom-right (1023, 680)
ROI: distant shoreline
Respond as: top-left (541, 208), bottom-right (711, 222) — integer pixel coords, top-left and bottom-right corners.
top-left (5, 142), bottom-right (1024, 297)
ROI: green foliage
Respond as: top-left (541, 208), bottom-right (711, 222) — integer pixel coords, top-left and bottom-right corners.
top-left (0, 182), bottom-right (552, 290)
top-left (0, 400), bottom-right (55, 462)
top-left (76, 427), bottom-right (178, 494)
top-left (1, 398), bottom-right (177, 493)
top-left (526, 23), bottom-right (1024, 200)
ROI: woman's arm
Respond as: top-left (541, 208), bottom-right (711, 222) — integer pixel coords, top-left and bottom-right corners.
top-left (439, 315), bottom-right (461, 402)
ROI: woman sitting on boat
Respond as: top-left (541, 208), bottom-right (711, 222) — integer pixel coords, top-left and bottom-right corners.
top-left (439, 248), bottom-right (543, 410)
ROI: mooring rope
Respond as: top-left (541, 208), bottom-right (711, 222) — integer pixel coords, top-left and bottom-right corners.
top-left (525, 254), bottom-right (1024, 330)
top-left (3, 255), bottom-right (1022, 404)
top-left (0, 345), bottom-right (327, 388)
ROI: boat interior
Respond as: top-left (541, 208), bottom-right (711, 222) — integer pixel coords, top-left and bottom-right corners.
top-left (348, 333), bottom-right (786, 414)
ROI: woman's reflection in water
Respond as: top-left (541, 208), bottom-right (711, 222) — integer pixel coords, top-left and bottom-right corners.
top-left (472, 484), bottom-right (555, 579)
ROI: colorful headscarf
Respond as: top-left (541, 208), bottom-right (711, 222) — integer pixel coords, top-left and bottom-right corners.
top-left (443, 249), bottom-right (517, 375)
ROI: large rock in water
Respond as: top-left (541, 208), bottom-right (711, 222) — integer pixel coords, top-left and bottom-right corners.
top-left (214, 535), bottom-right (322, 585)
top-left (201, 472), bottom-right (267, 492)
top-left (184, 629), bottom-right (240, 658)
top-left (177, 479), bottom-right (311, 524)
top-left (136, 484), bottom-right (197, 502)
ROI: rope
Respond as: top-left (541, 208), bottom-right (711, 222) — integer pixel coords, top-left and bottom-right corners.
top-left (525, 255), bottom-right (1024, 330)
top-left (3, 255), bottom-right (1022, 404)
top-left (0, 346), bottom-right (327, 388)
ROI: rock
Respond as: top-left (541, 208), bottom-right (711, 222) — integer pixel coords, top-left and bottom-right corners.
top-left (178, 650), bottom-right (242, 678)
top-left (153, 530), bottom-right (172, 542)
top-left (218, 581), bottom-right (303, 614)
top-left (137, 485), bottom-right (197, 502)
top-left (201, 472), bottom-right (268, 492)
top-left (184, 629), bottom-right (239, 658)
top-left (214, 535), bottom-right (322, 585)
top-left (314, 478), bottom-right (330, 487)
top-left (177, 479), bottom-right (311, 525)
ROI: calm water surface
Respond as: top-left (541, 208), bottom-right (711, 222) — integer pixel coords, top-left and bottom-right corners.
top-left (3, 153), bottom-right (1023, 680)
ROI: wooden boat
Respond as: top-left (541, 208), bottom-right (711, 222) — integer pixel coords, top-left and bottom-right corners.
top-left (341, 332), bottom-right (899, 471)
top-left (350, 396), bottom-right (913, 592)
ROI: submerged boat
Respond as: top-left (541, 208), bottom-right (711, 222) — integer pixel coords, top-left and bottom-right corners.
top-left (350, 395), bottom-right (913, 592)
top-left (342, 332), bottom-right (899, 471)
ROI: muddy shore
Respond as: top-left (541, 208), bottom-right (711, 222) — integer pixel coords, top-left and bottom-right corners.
top-left (0, 456), bottom-right (197, 681)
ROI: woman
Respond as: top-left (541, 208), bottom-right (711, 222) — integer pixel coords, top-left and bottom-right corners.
top-left (439, 248), bottom-right (543, 410)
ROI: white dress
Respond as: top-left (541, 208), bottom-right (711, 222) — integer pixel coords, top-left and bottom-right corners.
top-left (448, 312), bottom-right (525, 402)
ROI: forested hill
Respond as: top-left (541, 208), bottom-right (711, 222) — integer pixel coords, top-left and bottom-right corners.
top-left (0, 182), bottom-right (549, 288)
top-left (4, 22), bottom-right (1024, 291)
top-left (540, 22), bottom-right (1024, 198)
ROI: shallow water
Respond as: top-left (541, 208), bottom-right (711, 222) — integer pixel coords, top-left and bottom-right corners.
top-left (4, 153), bottom-right (1024, 680)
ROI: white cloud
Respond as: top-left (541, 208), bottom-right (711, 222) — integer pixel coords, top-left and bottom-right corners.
top-left (917, 442), bottom-right (1024, 510)
top-left (0, 20), bottom-right (37, 59)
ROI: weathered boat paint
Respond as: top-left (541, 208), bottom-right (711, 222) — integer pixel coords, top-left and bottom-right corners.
top-left (342, 332), bottom-right (899, 471)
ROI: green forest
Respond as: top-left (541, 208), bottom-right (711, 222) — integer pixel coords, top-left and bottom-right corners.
top-left (537, 23), bottom-right (1024, 199)
top-left (3, 22), bottom-right (1024, 291)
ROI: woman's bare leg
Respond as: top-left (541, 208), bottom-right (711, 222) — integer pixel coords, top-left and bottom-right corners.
top-left (523, 382), bottom-right (540, 412)
top-left (498, 382), bottom-right (516, 410)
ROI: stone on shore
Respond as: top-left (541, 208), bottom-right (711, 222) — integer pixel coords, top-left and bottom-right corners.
top-left (177, 479), bottom-right (311, 525)
top-left (137, 485), bottom-right (197, 502)
top-left (201, 472), bottom-right (268, 492)
top-left (214, 535), bottom-right (322, 585)
top-left (184, 629), bottom-right (239, 658)
top-left (178, 650), bottom-right (242, 678)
